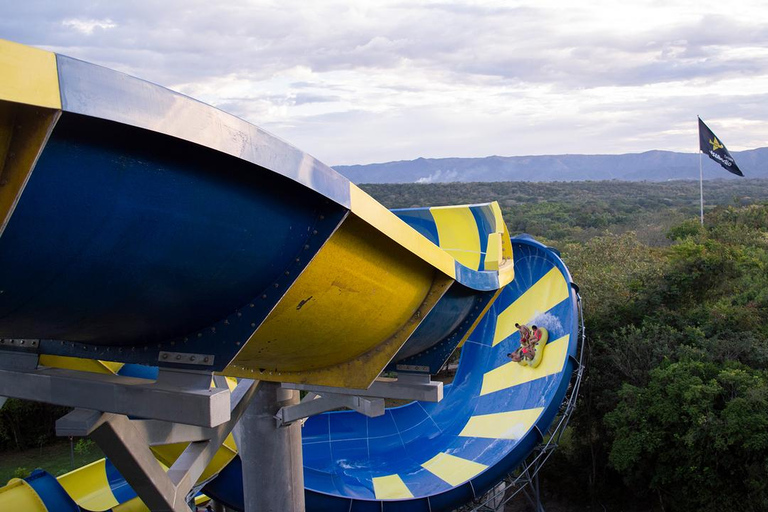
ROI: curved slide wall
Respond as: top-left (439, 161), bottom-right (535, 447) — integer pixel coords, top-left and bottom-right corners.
top-left (0, 39), bottom-right (579, 512)
top-left (204, 236), bottom-right (580, 511)
top-left (1, 236), bottom-right (579, 512)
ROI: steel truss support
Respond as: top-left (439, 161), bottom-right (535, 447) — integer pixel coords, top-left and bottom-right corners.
top-left (56, 377), bottom-right (258, 512)
top-left (276, 390), bottom-right (384, 427)
top-left (0, 352), bottom-right (231, 427)
top-left (277, 372), bottom-right (442, 427)
top-left (239, 381), bottom-right (305, 512)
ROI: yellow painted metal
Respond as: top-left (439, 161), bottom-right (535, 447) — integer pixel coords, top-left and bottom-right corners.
top-left (372, 474), bottom-right (414, 499)
top-left (0, 102), bottom-right (60, 236)
top-left (480, 334), bottom-right (570, 396)
top-left (0, 39), bottom-right (60, 109)
top-left (150, 433), bottom-right (238, 484)
top-left (39, 355), bottom-right (123, 375)
top-left (492, 267), bottom-right (569, 346)
top-left (458, 407), bottom-right (545, 439)
top-left (58, 459), bottom-right (119, 511)
top-left (430, 205), bottom-right (482, 270)
top-left (421, 452), bottom-right (487, 487)
top-left (226, 214), bottom-right (452, 388)
top-left (349, 184), bottom-right (456, 279)
top-left (490, 202), bottom-right (515, 285)
top-left (484, 232), bottom-right (502, 271)
top-left (0, 478), bottom-right (48, 512)
top-left (113, 497), bottom-right (150, 512)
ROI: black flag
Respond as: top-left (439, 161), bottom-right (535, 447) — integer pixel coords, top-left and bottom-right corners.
top-left (698, 117), bottom-right (744, 176)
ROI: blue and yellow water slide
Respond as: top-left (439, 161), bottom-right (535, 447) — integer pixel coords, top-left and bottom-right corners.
top-left (0, 39), bottom-right (581, 511)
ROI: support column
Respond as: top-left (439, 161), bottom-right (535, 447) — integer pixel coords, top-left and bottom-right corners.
top-left (239, 381), bottom-right (304, 512)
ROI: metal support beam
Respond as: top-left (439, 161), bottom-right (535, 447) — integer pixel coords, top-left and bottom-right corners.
top-left (282, 372), bottom-right (443, 402)
top-left (276, 391), bottom-right (384, 427)
top-left (56, 379), bottom-right (258, 512)
top-left (239, 382), bottom-right (304, 512)
top-left (0, 361), bottom-right (230, 427)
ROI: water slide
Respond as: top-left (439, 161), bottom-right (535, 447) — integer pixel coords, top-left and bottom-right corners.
top-left (205, 235), bottom-right (580, 511)
top-left (0, 39), bottom-right (581, 511)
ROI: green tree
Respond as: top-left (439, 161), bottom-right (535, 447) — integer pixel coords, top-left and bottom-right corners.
top-left (606, 361), bottom-right (768, 512)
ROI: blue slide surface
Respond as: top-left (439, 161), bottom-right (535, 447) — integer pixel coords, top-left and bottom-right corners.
top-left (205, 235), bottom-right (580, 511)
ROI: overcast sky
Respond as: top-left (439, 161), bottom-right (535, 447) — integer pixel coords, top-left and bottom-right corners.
top-left (3, 0), bottom-right (767, 165)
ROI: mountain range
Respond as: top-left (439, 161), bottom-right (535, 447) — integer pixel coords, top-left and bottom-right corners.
top-left (334, 148), bottom-right (768, 184)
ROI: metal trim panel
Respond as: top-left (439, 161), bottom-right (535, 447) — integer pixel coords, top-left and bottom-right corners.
top-left (55, 54), bottom-right (350, 208)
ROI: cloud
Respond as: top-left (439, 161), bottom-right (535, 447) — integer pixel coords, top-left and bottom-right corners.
top-left (2, 1), bottom-right (767, 164)
top-left (61, 18), bottom-right (117, 35)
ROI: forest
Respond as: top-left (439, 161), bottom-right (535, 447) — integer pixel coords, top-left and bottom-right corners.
top-left (2, 179), bottom-right (768, 511)
top-left (364, 179), bottom-right (768, 511)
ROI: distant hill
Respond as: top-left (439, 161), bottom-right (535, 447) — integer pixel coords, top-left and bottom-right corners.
top-left (334, 148), bottom-right (768, 184)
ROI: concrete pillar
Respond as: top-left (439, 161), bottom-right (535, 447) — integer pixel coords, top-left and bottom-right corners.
top-left (239, 381), bottom-right (304, 512)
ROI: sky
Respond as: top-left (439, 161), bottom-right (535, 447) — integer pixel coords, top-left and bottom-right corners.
top-left (2, 0), bottom-right (768, 166)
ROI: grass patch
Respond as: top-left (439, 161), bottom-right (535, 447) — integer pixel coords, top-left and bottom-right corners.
top-left (0, 439), bottom-right (104, 485)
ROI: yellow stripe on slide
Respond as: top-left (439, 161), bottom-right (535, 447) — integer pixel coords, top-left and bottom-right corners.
top-left (0, 39), bottom-right (61, 109)
top-left (431, 206), bottom-right (481, 270)
top-left (492, 268), bottom-right (569, 346)
top-left (421, 452), bottom-right (487, 486)
top-left (0, 478), bottom-right (48, 512)
top-left (481, 335), bottom-right (570, 396)
top-left (58, 459), bottom-right (119, 511)
top-left (458, 408), bottom-right (544, 439)
top-left (372, 474), bottom-right (414, 499)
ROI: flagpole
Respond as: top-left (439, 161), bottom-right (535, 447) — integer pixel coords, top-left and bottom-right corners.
top-left (699, 151), bottom-right (704, 226)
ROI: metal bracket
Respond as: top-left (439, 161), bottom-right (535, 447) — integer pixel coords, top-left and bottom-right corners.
top-left (56, 378), bottom-right (258, 512)
top-left (276, 391), bottom-right (384, 427)
top-left (281, 372), bottom-right (443, 403)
